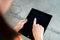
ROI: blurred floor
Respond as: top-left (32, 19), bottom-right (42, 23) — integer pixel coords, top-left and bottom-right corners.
top-left (4, 0), bottom-right (60, 40)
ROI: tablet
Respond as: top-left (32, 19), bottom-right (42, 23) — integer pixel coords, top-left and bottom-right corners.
top-left (19, 8), bottom-right (52, 40)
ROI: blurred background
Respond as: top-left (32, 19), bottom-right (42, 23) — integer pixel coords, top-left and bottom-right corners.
top-left (4, 0), bottom-right (60, 40)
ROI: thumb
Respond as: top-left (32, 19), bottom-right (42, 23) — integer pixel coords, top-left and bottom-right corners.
top-left (20, 19), bottom-right (27, 26)
top-left (14, 19), bottom-right (27, 32)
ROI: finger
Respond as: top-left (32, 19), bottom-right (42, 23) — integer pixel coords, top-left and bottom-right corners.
top-left (33, 18), bottom-right (36, 25)
top-left (18, 19), bottom-right (27, 25)
top-left (32, 18), bottom-right (37, 30)
top-left (21, 19), bottom-right (27, 25)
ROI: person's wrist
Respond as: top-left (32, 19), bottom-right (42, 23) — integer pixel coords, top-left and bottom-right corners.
top-left (34, 37), bottom-right (43, 40)
top-left (35, 38), bottom-right (43, 40)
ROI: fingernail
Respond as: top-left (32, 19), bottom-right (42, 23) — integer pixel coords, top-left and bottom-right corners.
top-left (35, 18), bottom-right (36, 20)
top-left (33, 18), bottom-right (36, 25)
top-left (25, 19), bottom-right (27, 21)
top-left (34, 18), bottom-right (36, 22)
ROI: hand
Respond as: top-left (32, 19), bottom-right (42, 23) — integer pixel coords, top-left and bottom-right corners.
top-left (32, 18), bottom-right (44, 40)
top-left (14, 19), bottom-right (27, 32)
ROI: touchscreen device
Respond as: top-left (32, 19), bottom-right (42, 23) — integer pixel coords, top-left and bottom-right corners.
top-left (19, 8), bottom-right (52, 40)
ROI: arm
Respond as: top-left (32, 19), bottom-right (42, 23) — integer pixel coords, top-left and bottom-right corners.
top-left (0, 0), bottom-right (13, 14)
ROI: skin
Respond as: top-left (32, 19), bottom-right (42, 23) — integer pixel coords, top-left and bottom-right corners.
top-left (32, 18), bottom-right (44, 40)
top-left (14, 19), bottom-right (27, 40)
top-left (0, 0), bottom-right (13, 14)
top-left (14, 19), bottom-right (27, 32)
top-left (0, 0), bottom-right (44, 40)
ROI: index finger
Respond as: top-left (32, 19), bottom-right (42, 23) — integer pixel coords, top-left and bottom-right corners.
top-left (33, 18), bottom-right (37, 25)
